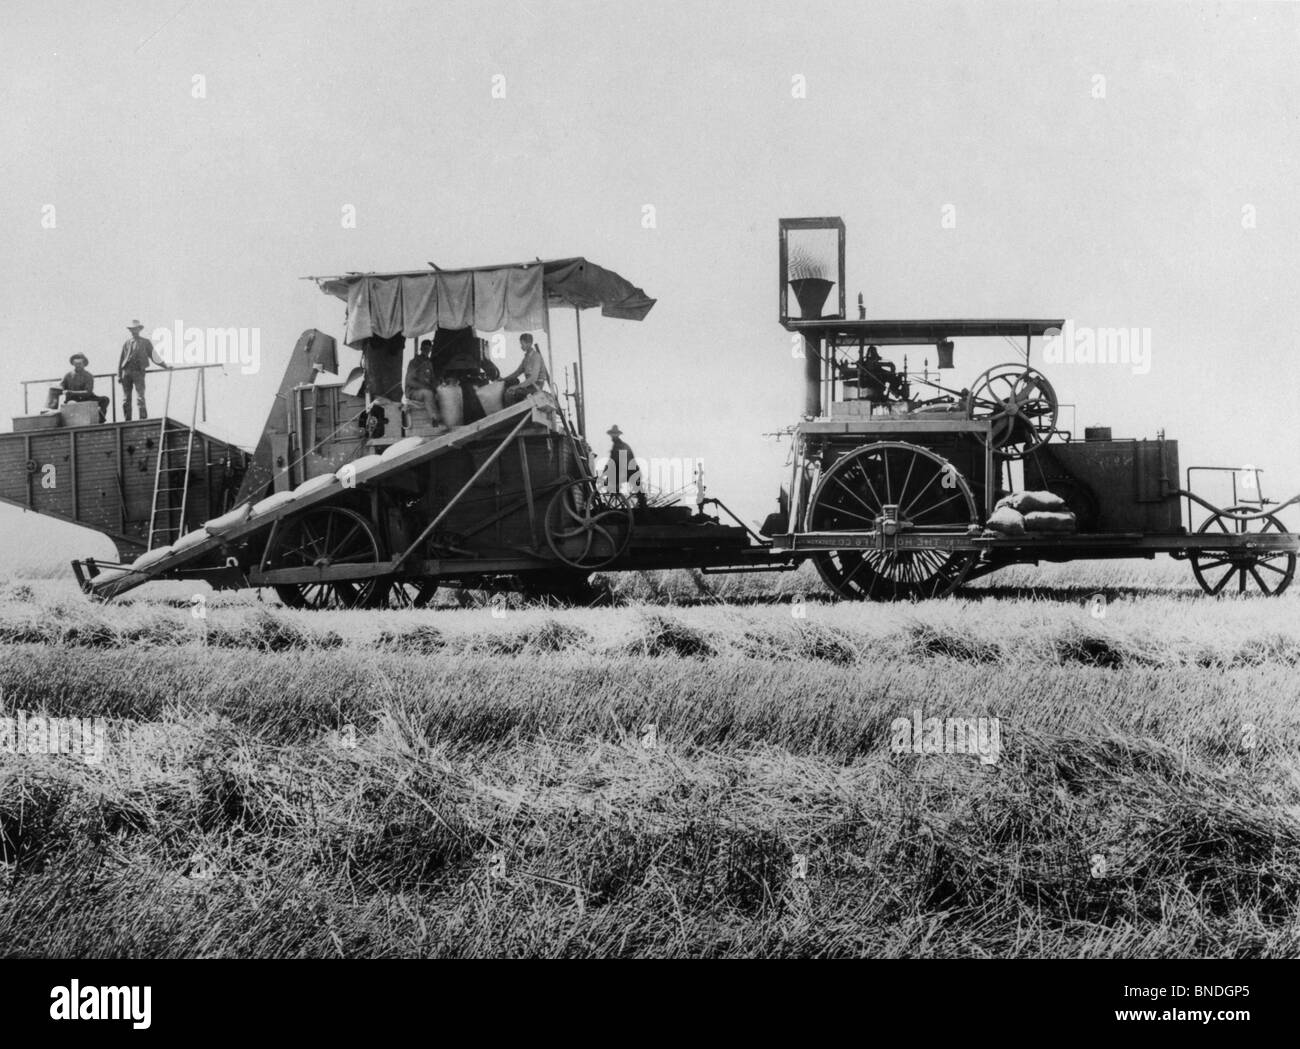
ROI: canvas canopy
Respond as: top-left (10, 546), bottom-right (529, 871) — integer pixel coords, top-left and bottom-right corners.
top-left (316, 258), bottom-right (655, 347)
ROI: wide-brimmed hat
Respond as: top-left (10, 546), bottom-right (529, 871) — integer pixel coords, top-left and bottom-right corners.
top-left (127, 319), bottom-right (144, 331)
top-left (69, 353), bottom-right (89, 365)
top-left (607, 424), bottom-right (623, 438)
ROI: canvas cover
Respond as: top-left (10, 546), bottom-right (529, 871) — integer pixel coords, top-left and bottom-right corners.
top-left (318, 258), bottom-right (655, 347)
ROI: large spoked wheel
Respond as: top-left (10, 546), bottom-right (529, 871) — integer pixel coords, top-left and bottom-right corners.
top-left (969, 363), bottom-right (1058, 459)
top-left (544, 478), bottom-right (634, 570)
top-left (808, 442), bottom-right (979, 601)
top-left (1191, 506), bottom-right (1297, 597)
top-left (269, 506), bottom-right (387, 609)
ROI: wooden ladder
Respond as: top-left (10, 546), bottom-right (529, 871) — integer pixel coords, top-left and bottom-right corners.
top-left (145, 370), bottom-right (200, 550)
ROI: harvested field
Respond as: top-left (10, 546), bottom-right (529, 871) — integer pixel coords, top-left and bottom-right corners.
top-left (1, 563), bottom-right (1298, 957)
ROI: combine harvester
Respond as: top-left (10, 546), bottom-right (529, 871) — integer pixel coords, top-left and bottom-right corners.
top-left (1, 222), bottom-right (1295, 603)
top-left (11, 257), bottom-right (771, 607)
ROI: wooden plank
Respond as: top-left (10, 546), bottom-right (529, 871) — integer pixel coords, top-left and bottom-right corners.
top-left (69, 430), bottom-right (78, 519)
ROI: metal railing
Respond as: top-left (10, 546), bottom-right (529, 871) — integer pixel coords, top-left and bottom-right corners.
top-left (20, 364), bottom-right (222, 424)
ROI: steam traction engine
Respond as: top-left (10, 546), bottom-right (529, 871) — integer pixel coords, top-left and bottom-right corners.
top-left (767, 217), bottom-right (1299, 599)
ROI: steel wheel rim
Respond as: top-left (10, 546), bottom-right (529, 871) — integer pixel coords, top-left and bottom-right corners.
top-left (270, 506), bottom-right (385, 609)
top-left (969, 364), bottom-right (1058, 459)
top-left (1191, 506), bottom-right (1296, 597)
top-left (807, 442), bottom-right (978, 601)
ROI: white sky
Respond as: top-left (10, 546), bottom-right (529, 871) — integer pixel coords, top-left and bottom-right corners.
top-left (2, 0), bottom-right (1299, 549)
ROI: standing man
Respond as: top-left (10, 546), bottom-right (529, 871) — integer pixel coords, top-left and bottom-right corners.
top-left (118, 319), bottom-right (171, 420)
top-left (61, 354), bottom-right (110, 421)
top-left (605, 424), bottom-right (647, 509)
top-left (405, 340), bottom-right (442, 425)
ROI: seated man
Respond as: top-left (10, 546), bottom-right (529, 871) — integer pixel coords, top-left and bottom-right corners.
top-left (60, 354), bottom-right (109, 421)
top-left (405, 340), bottom-right (442, 424)
top-left (503, 333), bottom-right (550, 405)
top-left (858, 345), bottom-right (906, 403)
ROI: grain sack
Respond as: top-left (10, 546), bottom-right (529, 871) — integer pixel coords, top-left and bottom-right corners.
top-left (996, 490), bottom-right (1067, 514)
top-left (1024, 511), bottom-right (1077, 533)
top-left (985, 505), bottom-right (1026, 536)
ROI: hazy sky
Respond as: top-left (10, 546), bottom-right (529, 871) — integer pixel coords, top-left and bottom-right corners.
top-left (3, 0), bottom-right (1299, 548)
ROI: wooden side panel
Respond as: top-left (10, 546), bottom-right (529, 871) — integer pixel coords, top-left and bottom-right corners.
top-left (27, 433), bottom-right (74, 519)
top-left (119, 422), bottom-right (160, 527)
top-left (0, 433), bottom-right (34, 509)
top-left (0, 420), bottom-right (249, 553)
top-left (72, 427), bottom-right (124, 535)
top-left (415, 432), bottom-right (577, 555)
top-left (296, 384), bottom-right (368, 484)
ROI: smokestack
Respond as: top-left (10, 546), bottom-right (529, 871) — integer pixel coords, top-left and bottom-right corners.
top-left (789, 277), bottom-right (834, 320)
top-left (802, 336), bottom-right (821, 417)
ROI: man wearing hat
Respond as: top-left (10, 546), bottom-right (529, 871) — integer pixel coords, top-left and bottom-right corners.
top-left (117, 320), bottom-right (171, 420)
top-left (604, 424), bottom-right (647, 510)
top-left (60, 354), bottom-right (110, 421)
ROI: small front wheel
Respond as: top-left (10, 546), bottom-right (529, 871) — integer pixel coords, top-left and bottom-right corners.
top-left (1191, 506), bottom-right (1296, 596)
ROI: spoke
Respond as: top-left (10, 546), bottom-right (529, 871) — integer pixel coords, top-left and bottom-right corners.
top-left (279, 538), bottom-right (317, 564)
top-left (302, 521), bottom-right (325, 560)
top-left (909, 490), bottom-right (967, 523)
top-left (590, 523), bottom-right (617, 557)
top-left (841, 554), bottom-right (869, 593)
top-left (823, 502), bottom-right (877, 526)
top-left (333, 522), bottom-right (362, 557)
top-left (1209, 565), bottom-right (1234, 595)
top-left (831, 475), bottom-right (880, 520)
top-left (1249, 566), bottom-right (1271, 594)
top-left (899, 468), bottom-right (942, 520)
top-left (864, 559), bottom-right (880, 598)
top-left (896, 451), bottom-right (919, 515)
top-left (852, 458), bottom-right (888, 513)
